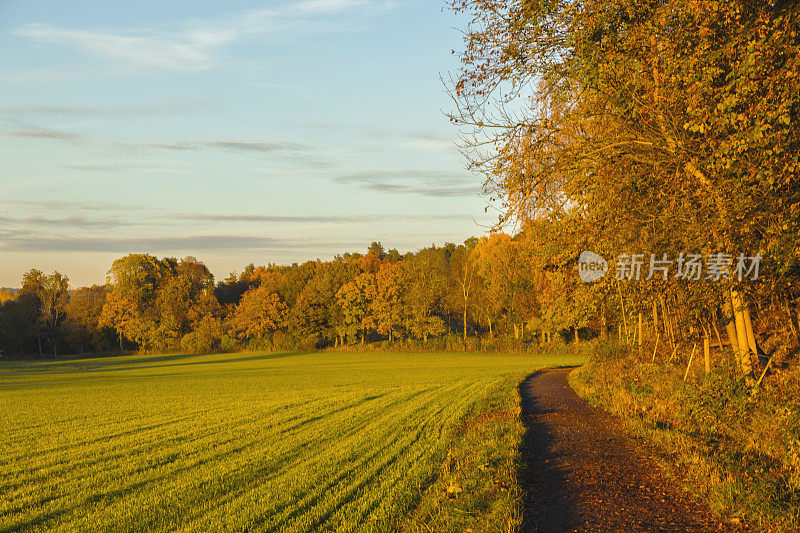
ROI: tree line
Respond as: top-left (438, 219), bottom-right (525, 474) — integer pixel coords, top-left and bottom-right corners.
top-left (0, 233), bottom-right (598, 358)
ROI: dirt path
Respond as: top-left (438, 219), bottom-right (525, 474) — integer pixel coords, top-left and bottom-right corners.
top-left (518, 368), bottom-right (743, 532)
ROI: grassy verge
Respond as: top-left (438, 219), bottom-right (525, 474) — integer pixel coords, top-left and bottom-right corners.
top-left (569, 348), bottom-right (800, 532)
top-left (400, 373), bottom-right (525, 533)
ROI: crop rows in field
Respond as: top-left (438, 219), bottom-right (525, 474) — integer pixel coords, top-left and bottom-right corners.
top-left (0, 351), bottom-right (583, 531)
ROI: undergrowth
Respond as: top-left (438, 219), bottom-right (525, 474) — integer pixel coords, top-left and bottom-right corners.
top-left (570, 343), bottom-right (800, 532)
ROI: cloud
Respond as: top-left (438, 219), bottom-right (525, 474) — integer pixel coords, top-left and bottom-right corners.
top-left (8, 128), bottom-right (77, 139)
top-left (363, 183), bottom-right (481, 197)
top-left (0, 199), bottom-right (145, 213)
top-left (333, 169), bottom-right (481, 196)
top-left (23, 216), bottom-right (129, 229)
top-left (0, 102), bottom-right (211, 120)
top-left (148, 142), bottom-right (195, 151)
top-left (335, 169), bottom-right (470, 185)
top-left (401, 139), bottom-right (455, 152)
top-left (201, 141), bottom-right (309, 153)
top-left (64, 162), bottom-right (142, 172)
top-left (3, 127), bottom-right (320, 164)
top-left (63, 162), bottom-right (187, 174)
top-left (171, 213), bottom-right (473, 223)
top-left (0, 234), bottom-right (357, 253)
top-left (14, 23), bottom-right (214, 71)
top-left (294, 0), bottom-right (375, 14)
top-left (175, 214), bottom-right (367, 223)
top-left (0, 214), bottom-right (130, 229)
top-left (12, 1), bottom-right (398, 72)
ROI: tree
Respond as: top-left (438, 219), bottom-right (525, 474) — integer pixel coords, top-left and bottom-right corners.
top-left (449, 240), bottom-right (478, 341)
top-left (372, 261), bottom-right (404, 342)
top-left (65, 285), bottom-right (109, 355)
top-left (232, 287), bottom-right (287, 345)
top-left (336, 273), bottom-right (375, 345)
top-left (37, 273), bottom-right (70, 358)
top-left (402, 247), bottom-right (449, 343)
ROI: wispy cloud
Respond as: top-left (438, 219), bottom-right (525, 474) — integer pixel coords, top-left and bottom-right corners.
top-left (14, 23), bottom-right (215, 71)
top-left (334, 169), bottom-right (481, 198)
top-left (0, 214), bottom-right (130, 229)
top-left (12, 1), bottom-right (397, 72)
top-left (171, 213), bottom-right (472, 223)
top-left (201, 141), bottom-right (308, 153)
top-left (147, 142), bottom-right (196, 151)
top-left (63, 162), bottom-right (187, 174)
top-left (0, 102), bottom-right (211, 119)
top-left (0, 234), bottom-right (359, 253)
top-left (401, 139), bottom-right (455, 152)
top-left (294, 0), bottom-right (389, 14)
top-left (4, 127), bottom-right (321, 165)
top-left (175, 214), bottom-right (367, 223)
top-left (335, 170), bottom-right (469, 185)
top-left (64, 162), bottom-right (142, 172)
top-left (363, 183), bottom-right (481, 197)
top-left (0, 199), bottom-right (146, 213)
top-left (8, 128), bottom-right (77, 139)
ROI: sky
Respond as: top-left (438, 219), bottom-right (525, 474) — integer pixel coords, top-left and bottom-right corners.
top-left (0, 0), bottom-right (495, 287)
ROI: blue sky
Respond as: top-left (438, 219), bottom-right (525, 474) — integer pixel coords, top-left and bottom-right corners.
top-left (0, 0), bottom-right (493, 287)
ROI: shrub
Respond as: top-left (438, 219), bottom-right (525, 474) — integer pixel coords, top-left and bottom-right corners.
top-left (180, 316), bottom-right (222, 354)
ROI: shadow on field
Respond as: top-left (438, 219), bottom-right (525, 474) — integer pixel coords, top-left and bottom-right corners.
top-left (88, 351), bottom-right (309, 373)
top-left (516, 369), bottom-right (579, 532)
top-left (3, 351), bottom-right (310, 375)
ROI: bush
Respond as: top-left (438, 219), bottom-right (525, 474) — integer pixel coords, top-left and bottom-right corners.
top-left (220, 334), bottom-right (241, 353)
top-left (180, 316), bottom-right (222, 354)
top-left (684, 367), bottom-right (749, 434)
top-left (271, 330), bottom-right (298, 351)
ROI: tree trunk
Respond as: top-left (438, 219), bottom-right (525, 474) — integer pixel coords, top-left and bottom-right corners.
top-left (703, 332), bottom-right (711, 374)
top-left (722, 296), bottom-right (740, 364)
top-left (574, 326), bottom-right (578, 344)
top-left (731, 290), bottom-right (753, 377)
top-left (660, 296), bottom-right (673, 349)
top-left (637, 312), bottom-right (643, 357)
top-left (600, 302), bottom-right (608, 340)
top-left (617, 281), bottom-right (629, 343)
top-left (652, 300), bottom-right (658, 335)
top-left (513, 323), bottom-right (519, 340)
top-left (742, 303), bottom-right (759, 356)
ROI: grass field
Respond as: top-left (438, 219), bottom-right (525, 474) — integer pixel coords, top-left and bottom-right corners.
top-left (0, 350), bottom-right (584, 532)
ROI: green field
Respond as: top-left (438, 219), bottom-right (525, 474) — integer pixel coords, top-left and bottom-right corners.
top-left (0, 351), bottom-right (583, 532)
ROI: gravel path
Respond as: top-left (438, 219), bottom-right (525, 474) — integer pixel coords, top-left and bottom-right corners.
top-left (518, 368), bottom-right (744, 532)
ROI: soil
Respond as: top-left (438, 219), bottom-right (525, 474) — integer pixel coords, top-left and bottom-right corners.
top-left (517, 368), bottom-right (745, 532)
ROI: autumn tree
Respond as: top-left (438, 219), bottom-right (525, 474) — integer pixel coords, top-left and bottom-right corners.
top-left (65, 285), bottom-right (109, 355)
top-left (401, 247), bottom-right (448, 343)
top-left (232, 286), bottom-right (287, 346)
top-left (336, 272), bottom-right (375, 345)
